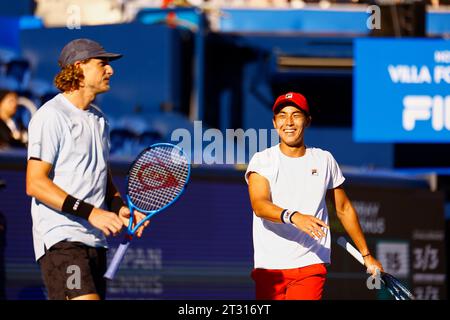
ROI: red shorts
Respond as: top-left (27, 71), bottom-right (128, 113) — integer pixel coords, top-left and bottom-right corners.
top-left (251, 263), bottom-right (327, 300)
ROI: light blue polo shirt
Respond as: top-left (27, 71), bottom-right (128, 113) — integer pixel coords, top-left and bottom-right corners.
top-left (27, 93), bottom-right (109, 261)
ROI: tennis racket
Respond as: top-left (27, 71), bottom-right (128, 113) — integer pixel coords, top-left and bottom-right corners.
top-left (104, 143), bottom-right (191, 280)
top-left (337, 236), bottom-right (415, 300)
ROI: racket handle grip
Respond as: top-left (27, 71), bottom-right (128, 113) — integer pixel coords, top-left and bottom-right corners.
top-left (337, 236), bottom-right (365, 265)
top-left (104, 237), bottom-right (132, 280)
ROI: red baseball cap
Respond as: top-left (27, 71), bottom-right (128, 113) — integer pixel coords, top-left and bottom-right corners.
top-left (272, 92), bottom-right (310, 115)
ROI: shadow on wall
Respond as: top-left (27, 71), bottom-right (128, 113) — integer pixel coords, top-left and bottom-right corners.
top-left (0, 178), bottom-right (6, 300)
top-left (0, 209), bottom-right (5, 300)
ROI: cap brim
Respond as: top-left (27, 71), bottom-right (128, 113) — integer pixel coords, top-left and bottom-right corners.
top-left (93, 52), bottom-right (123, 61)
top-left (273, 99), bottom-right (309, 115)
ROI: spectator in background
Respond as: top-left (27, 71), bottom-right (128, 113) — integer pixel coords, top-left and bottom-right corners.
top-left (0, 89), bottom-right (27, 149)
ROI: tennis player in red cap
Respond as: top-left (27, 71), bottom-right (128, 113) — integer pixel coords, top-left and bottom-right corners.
top-left (245, 92), bottom-right (383, 300)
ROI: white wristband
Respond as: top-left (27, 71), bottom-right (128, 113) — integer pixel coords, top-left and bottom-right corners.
top-left (281, 209), bottom-right (296, 225)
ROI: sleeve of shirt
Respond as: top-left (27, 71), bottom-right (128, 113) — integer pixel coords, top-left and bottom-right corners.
top-left (245, 151), bottom-right (273, 185)
top-left (327, 151), bottom-right (345, 189)
top-left (27, 111), bottom-right (62, 164)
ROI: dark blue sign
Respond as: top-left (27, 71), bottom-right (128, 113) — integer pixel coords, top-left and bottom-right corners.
top-left (354, 39), bottom-right (450, 142)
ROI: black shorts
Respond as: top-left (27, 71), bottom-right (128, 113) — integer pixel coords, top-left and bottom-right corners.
top-left (38, 241), bottom-right (107, 300)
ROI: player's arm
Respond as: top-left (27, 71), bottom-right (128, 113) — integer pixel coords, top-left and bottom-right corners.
top-left (330, 185), bottom-right (384, 273)
top-left (247, 172), bottom-right (327, 239)
top-left (106, 168), bottom-right (149, 237)
top-left (105, 168), bottom-right (126, 211)
top-left (26, 158), bottom-right (124, 236)
top-left (247, 171), bottom-right (285, 223)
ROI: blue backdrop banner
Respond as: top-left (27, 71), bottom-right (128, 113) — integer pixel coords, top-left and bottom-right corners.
top-left (354, 38), bottom-right (450, 143)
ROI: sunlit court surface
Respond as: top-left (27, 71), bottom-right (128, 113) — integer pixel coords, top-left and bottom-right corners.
top-left (0, 0), bottom-right (449, 312)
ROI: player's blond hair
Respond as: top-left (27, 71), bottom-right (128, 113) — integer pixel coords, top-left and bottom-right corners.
top-left (54, 59), bottom-right (90, 92)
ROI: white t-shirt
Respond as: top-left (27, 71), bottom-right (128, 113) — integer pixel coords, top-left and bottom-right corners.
top-left (245, 144), bottom-right (345, 269)
top-left (27, 93), bottom-right (110, 260)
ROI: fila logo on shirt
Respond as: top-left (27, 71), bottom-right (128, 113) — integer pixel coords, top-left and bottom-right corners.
top-left (311, 169), bottom-right (318, 176)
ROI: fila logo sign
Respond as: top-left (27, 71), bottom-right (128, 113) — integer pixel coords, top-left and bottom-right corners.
top-left (402, 95), bottom-right (450, 131)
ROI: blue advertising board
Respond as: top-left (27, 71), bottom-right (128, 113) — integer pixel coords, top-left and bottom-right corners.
top-left (354, 39), bottom-right (450, 142)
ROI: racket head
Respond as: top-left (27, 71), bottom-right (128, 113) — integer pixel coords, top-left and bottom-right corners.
top-left (381, 272), bottom-right (415, 300)
top-left (126, 142), bottom-right (191, 216)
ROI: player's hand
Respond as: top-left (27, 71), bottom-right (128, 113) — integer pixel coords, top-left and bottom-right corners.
top-left (291, 212), bottom-right (329, 240)
top-left (88, 207), bottom-right (124, 237)
top-left (364, 255), bottom-right (384, 276)
top-left (118, 206), bottom-right (150, 238)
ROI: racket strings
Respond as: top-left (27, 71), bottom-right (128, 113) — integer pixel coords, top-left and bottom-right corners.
top-left (128, 145), bottom-right (189, 212)
top-left (381, 273), bottom-right (415, 300)
top-left (129, 159), bottom-right (186, 210)
top-left (130, 164), bottom-right (185, 209)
